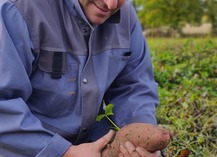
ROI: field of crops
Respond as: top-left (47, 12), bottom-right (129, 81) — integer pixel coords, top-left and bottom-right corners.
top-left (147, 38), bottom-right (217, 157)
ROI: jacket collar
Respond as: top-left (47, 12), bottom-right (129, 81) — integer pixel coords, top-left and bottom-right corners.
top-left (105, 10), bottom-right (120, 24)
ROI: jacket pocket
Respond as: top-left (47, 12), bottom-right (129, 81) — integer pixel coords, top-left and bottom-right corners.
top-left (107, 50), bottom-right (131, 79)
top-left (29, 50), bottom-right (78, 117)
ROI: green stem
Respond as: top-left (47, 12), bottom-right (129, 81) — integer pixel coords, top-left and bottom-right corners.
top-left (106, 116), bottom-right (120, 131)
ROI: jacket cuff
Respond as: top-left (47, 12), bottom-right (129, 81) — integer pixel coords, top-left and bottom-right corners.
top-left (36, 134), bottom-right (71, 157)
top-left (122, 115), bottom-right (157, 127)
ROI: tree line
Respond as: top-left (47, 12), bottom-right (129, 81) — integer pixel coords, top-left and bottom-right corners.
top-left (132, 0), bottom-right (217, 37)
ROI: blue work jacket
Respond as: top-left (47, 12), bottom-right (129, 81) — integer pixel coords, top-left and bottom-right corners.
top-left (0, 0), bottom-right (159, 156)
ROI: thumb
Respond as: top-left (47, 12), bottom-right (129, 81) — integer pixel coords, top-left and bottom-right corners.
top-left (94, 130), bottom-right (116, 150)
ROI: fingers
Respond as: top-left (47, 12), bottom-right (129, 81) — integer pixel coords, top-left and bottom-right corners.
top-left (119, 142), bottom-right (140, 157)
top-left (119, 142), bottom-right (161, 157)
top-left (124, 141), bottom-right (136, 153)
top-left (136, 147), bottom-right (161, 157)
top-left (135, 147), bottom-right (147, 156)
top-left (94, 130), bottom-right (116, 150)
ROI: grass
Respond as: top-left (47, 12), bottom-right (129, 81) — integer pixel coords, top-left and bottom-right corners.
top-left (147, 37), bottom-right (217, 157)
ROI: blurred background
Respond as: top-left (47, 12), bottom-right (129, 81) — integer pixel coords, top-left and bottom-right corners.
top-left (132, 0), bottom-right (217, 37)
top-left (130, 0), bottom-right (217, 157)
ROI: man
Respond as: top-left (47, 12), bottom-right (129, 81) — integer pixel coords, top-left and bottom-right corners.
top-left (0, 0), bottom-right (160, 156)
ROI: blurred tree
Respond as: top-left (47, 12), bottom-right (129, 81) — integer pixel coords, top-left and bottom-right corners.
top-left (203, 0), bottom-right (217, 36)
top-left (133, 0), bottom-right (204, 36)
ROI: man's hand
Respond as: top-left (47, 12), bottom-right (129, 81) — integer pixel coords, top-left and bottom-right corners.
top-left (63, 130), bottom-right (115, 157)
top-left (119, 141), bottom-right (161, 157)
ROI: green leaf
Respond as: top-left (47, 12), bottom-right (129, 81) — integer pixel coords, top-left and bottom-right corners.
top-left (105, 104), bottom-right (114, 116)
top-left (96, 114), bottom-right (106, 122)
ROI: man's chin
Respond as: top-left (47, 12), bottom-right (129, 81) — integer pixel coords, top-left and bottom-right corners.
top-left (89, 16), bottom-right (108, 25)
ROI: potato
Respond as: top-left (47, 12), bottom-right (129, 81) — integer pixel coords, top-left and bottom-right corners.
top-left (102, 123), bottom-right (172, 157)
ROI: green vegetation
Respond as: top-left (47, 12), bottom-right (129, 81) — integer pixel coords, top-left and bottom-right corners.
top-left (96, 103), bottom-right (120, 131)
top-left (148, 38), bottom-right (217, 157)
top-left (134, 0), bottom-right (203, 30)
top-left (132, 0), bottom-right (217, 36)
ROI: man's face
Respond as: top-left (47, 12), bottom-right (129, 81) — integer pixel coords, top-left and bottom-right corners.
top-left (79, 0), bottom-right (125, 25)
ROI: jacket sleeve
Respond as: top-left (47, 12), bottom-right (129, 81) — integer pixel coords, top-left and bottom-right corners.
top-left (104, 5), bottom-right (159, 127)
top-left (0, 1), bottom-right (71, 156)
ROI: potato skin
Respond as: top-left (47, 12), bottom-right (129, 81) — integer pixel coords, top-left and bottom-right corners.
top-left (102, 123), bottom-right (171, 157)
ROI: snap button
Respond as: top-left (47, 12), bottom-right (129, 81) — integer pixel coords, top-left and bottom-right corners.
top-left (82, 128), bottom-right (88, 133)
top-left (82, 78), bottom-right (88, 84)
top-left (82, 28), bottom-right (88, 33)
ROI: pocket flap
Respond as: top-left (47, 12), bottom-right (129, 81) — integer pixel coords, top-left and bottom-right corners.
top-left (38, 50), bottom-right (67, 78)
